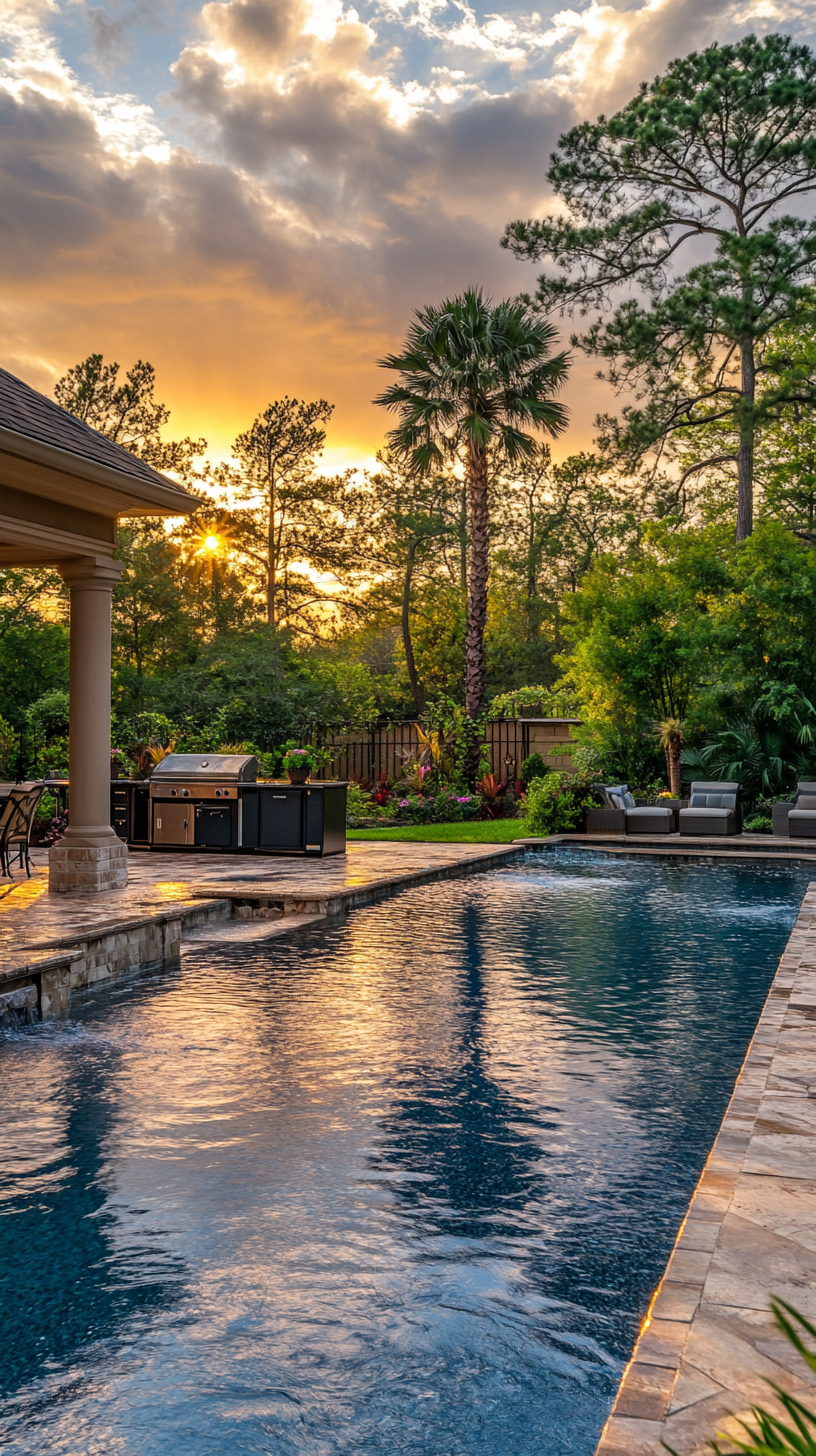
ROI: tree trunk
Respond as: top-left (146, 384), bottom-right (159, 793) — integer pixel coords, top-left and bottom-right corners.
top-left (736, 336), bottom-right (755, 542)
top-left (464, 441), bottom-right (489, 721)
top-left (266, 478), bottom-right (276, 627)
top-left (402, 540), bottom-right (427, 715)
top-left (459, 482), bottom-right (468, 599)
top-left (666, 737), bottom-right (682, 797)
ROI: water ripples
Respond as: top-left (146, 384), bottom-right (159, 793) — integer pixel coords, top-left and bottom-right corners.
top-left (0, 850), bottom-right (810, 1454)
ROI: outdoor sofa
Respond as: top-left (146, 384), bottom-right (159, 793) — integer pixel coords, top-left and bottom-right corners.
top-left (678, 781), bottom-right (740, 837)
top-left (589, 784), bottom-right (675, 835)
top-left (772, 782), bottom-right (816, 839)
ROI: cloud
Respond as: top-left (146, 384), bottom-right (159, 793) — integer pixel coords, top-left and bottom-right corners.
top-left (2, 0), bottom-right (815, 462)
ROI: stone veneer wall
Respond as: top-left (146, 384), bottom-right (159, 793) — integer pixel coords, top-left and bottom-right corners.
top-left (0, 899), bottom-right (230, 1022)
top-left (596, 883), bottom-right (816, 1456)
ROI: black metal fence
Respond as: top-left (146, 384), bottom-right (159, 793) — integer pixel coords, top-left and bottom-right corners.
top-left (310, 718), bottom-right (579, 783)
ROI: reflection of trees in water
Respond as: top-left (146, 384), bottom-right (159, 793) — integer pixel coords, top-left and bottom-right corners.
top-left (364, 892), bottom-right (744, 1366)
top-left (370, 903), bottom-right (554, 1246)
top-left (0, 1042), bottom-right (184, 1396)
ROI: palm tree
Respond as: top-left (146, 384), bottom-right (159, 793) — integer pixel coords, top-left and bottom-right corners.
top-left (375, 288), bottom-right (569, 730)
top-left (653, 716), bottom-right (686, 797)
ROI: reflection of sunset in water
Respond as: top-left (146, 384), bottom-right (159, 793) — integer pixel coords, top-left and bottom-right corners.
top-left (0, 853), bottom-right (808, 1455)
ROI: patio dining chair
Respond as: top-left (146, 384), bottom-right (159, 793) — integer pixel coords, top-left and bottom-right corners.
top-left (0, 783), bottom-right (46, 878)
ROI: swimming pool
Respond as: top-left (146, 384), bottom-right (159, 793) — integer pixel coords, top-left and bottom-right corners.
top-left (1, 851), bottom-right (811, 1454)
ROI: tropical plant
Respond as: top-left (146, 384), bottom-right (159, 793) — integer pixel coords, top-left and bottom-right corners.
top-left (125, 740), bottom-right (176, 779)
top-left (504, 34), bottom-right (816, 539)
top-left (681, 686), bottom-right (816, 799)
top-left (375, 288), bottom-right (569, 746)
top-left (414, 722), bottom-right (456, 780)
top-left (475, 773), bottom-right (513, 819)
top-left (653, 717), bottom-right (686, 797)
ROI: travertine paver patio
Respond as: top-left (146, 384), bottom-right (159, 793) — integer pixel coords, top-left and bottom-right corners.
top-left (595, 883), bottom-right (816, 1456)
top-left (0, 840), bottom-right (522, 971)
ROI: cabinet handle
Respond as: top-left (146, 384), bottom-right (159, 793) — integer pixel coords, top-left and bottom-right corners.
top-left (272, 795), bottom-right (286, 799)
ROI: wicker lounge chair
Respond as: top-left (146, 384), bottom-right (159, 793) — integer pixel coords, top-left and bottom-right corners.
top-left (590, 784), bottom-right (674, 835)
top-left (778, 782), bottom-right (816, 839)
top-left (678, 782), bottom-right (740, 837)
top-left (0, 783), bottom-right (45, 877)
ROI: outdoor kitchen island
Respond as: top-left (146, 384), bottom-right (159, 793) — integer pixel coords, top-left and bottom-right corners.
top-left (111, 754), bottom-right (348, 857)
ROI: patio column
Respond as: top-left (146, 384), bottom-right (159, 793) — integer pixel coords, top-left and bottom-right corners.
top-left (49, 556), bottom-right (128, 894)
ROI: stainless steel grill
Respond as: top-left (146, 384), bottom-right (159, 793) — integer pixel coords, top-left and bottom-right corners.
top-left (149, 754), bottom-right (259, 848)
top-left (149, 754), bottom-right (258, 787)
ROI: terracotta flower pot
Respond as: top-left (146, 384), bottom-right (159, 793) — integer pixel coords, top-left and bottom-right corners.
top-left (286, 768), bottom-right (310, 784)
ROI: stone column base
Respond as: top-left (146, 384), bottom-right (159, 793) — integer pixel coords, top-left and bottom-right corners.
top-left (49, 842), bottom-right (129, 894)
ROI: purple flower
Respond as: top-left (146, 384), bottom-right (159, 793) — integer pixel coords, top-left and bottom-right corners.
top-left (456, 796), bottom-right (472, 803)
top-left (399, 798), bottom-right (410, 808)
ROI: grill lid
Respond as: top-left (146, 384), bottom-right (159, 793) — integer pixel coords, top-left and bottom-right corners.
top-left (150, 753), bottom-right (258, 783)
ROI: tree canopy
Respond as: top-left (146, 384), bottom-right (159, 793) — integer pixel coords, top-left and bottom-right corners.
top-left (375, 288), bottom-right (569, 722)
top-left (503, 33), bottom-right (816, 539)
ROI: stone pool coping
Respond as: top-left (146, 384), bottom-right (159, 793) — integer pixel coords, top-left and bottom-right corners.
top-left (594, 882), bottom-right (816, 1456)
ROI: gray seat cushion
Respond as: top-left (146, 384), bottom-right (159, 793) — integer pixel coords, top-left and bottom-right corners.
top-left (680, 808), bottom-right (734, 821)
top-left (625, 807), bottom-right (673, 835)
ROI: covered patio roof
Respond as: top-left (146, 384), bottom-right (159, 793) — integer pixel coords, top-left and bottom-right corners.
top-left (0, 366), bottom-right (199, 892)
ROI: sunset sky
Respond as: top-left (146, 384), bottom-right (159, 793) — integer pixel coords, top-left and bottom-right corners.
top-left (3, 0), bottom-right (815, 470)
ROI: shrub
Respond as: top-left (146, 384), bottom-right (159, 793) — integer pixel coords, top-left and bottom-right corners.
top-left (520, 752), bottom-right (548, 785)
top-left (743, 814), bottom-right (773, 834)
top-left (346, 783), bottom-right (373, 826)
top-left (523, 772), bottom-right (599, 836)
top-left (27, 690), bottom-right (70, 742)
top-left (394, 791), bottom-right (478, 824)
top-left (37, 734), bottom-right (69, 779)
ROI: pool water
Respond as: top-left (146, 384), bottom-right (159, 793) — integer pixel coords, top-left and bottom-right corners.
top-left (1, 850), bottom-right (811, 1454)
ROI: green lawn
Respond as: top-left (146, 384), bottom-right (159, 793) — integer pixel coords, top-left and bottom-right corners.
top-left (347, 820), bottom-right (527, 843)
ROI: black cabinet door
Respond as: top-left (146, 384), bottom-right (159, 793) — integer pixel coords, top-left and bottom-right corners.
top-left (304, 788), bottom-right (323, 852)
top-left (195, 804), bottom-right (234, 847)
top-left (259, 790), bottom-right (303, 849)
top-left (131, 785), bottom-right (150, 844)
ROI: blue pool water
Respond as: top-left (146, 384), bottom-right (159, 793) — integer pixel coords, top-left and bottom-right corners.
top-left (0, 850), bottom-right (811, 1454)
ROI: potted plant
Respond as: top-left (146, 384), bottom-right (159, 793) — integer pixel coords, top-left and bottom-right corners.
top-left (281, 744), bottom-right (332, 784)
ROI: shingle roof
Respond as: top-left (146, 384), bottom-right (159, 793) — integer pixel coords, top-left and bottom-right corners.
top-left (0, 366), bottom-right (191, 496)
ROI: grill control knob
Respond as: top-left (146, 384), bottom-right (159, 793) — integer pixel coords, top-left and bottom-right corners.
top-left (215, 789), bottom-right (222, 797)
top-left (171, 788), bottom-right (177, 797)
top-left (182, 788), bottom-right (190, 797)
top-left (223, 789), bottom-right (230, 796)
